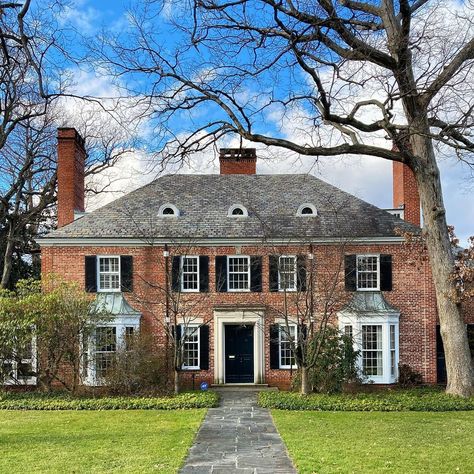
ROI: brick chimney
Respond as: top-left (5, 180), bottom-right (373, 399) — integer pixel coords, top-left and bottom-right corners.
top-left (57, 128), bottom-right (86, 228)
top-left (393, 161), bottom-right (421, 226)
top-left (219, 148), bottom-right (257, 175)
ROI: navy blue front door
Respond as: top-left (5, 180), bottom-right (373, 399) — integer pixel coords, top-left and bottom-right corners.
top-left (225, 324), bottom-right (254, 383)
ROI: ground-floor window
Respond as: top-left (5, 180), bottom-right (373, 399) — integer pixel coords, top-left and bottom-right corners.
top-left (84, 319), bottom-right (140, 386)
top-left (181, 325), bottom-right (200, 370)
top-left (2, 337), bottom-right (37, 386)
top-left (279, 324), bottom-right (297, 369)
top-left (339, 314), bottom-right (399, 384)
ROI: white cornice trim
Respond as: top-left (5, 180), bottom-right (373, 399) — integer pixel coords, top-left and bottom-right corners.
top-left (39, 236), bottom-right (406, 247)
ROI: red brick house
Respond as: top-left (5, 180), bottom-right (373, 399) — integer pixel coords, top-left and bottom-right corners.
top-left (35, 128), bottom-right (472, 389)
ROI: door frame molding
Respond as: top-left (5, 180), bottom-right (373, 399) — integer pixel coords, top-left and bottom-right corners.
top-left (213, 307), bottom-right (265, 384)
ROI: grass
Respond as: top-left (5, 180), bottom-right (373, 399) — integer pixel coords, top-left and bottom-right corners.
top-left (259, 387), bottom-right (474, 411)
top-left (0, 409), bottom-right (205, 473)
top-left (273, 410), bottom-right (474, 473)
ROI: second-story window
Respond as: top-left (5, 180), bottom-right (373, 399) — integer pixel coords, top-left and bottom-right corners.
top-left (181, 256), bottom-right (199, 292)
top-left (278, 256), bottom-right (297, 291)
top-left (98, 256), bottom-right (121, 291)
top-left (356, 255), bottom-right (380, 290)
top-left (228, 256), bottom-right (250, 291)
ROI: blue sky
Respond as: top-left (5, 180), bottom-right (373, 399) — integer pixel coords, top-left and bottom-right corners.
top-left (52, 0), bottom-right (473, 245)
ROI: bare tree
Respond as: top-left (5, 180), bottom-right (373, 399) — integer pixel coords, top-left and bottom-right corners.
top-left (94, 0), bottom-right (474, 396)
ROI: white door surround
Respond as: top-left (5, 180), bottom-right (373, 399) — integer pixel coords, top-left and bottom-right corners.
top-left (213, 306), bottom-right (265, 384)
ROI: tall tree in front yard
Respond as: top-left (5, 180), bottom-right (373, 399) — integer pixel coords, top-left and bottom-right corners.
top-left (96, 0), bottom-right (474, 396)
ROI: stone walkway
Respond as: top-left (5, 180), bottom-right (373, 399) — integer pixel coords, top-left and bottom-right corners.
top-left (179, 390), bottom-right (296, 474)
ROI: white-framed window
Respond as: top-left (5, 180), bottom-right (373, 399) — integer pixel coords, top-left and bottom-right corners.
top-left (356, 255), bottom-right (380, 291)
top-left (227, 256), bottom-right (250, 292)
top-left (279, 324), bottom-right (297, 369)
top-left (390, 324), bottom-right (397, 378)
top-left (94, 327), bottom-right (117, 380)
top-left (338, 313), bottom-right (399, 384)
top-left (296, 203), bottom-right (317, 216)
top-left (362, 325), bottom-right (383, 377)
top-left (182, 325), bottom-right (200, 370)
top-left (2, 337), bottom-right (37, 386)
top-left (227, 204), bottom-right (248, 217)
top-left (84, 317), bottom-right (140, 386)
top-left (181, 256), bottom-right (200, 292)
top-left (98, 256), bottom-right (121, 292)
top-left (278, 256), bottom-right (297, 291)
top-left (158, 203), bottom-right (180, 216)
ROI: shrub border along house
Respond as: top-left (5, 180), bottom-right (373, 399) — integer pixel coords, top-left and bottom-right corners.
top-left (258, 388), bottom-right (474, 412)
top-left (0, 390), bottom-right (219, 410)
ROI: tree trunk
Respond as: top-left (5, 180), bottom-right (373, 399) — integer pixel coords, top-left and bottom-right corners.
top-left (412, 132), bottom-right (474, 397)
top-left (300, 366), bottom-right (310, 395)
top-left (1, 224), bottom-right (16, 288)
top-left (174, 368), bottom-right (180, 394)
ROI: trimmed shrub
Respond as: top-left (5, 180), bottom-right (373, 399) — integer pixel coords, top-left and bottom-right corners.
top-left (258, 388), bottom-right (474, 412)
top-left (0, 390), bottom-right (219, 410)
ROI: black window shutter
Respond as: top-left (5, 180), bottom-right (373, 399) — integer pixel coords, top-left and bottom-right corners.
top-left (199, 256), bottom-right (209, 292)
top-left (172, 256), bottom-right (181, 292)
top-left (269, 255), bottom-right (279, 292)
top-left (85, 256), bottom-right (97, 292)
top-left (199, 325), bottom-right (210, 370)
top-left (380, 254), bottom-right (393, 291)
top-left (297, 255), bottom-right (307, 291)
top-left (270, 324), bottom-right (280, 369)
top-left (215, 256), bottom-right (227, 292)
top-left (344, 255), bottom-right (357, 291)
top-left (174, 324), bottom-right (182, 343)
top-left (120, 256), bottom-right (133, 292)
top-left (250, 256), bottom-right (262, 292)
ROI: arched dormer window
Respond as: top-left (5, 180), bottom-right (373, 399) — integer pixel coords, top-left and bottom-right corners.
top-left (158, 203), bottom-right (180, 217)
top-left (227, 204), bottom-right (248, 217)
top-left (296, 203), bottom-right (317, 216)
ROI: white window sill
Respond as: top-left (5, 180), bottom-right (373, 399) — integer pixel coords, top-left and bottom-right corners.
top-left (227, 289), bottom-right (251, 292)
top-left (3, 377), bottom-right (37, 386)
top-left (181, 366), bottom-right (201, 371)
top-left (97, 288), bottom-right (122, 293)
top-left (279, 365), bottom-right (297, 370)
top-left (356, 288), bottom-right (380, 292)
top-left (278, 288), bottom-right (297, 293)
top-left (181, 289), bottom-right (200, 293)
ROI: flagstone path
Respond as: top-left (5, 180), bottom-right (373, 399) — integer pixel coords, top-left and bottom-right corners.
top-left (179, 389), bottom-right (296, 474)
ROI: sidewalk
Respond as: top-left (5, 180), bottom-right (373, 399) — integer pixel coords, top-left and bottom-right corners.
top-left (179, 390), bottom-right (297, 474)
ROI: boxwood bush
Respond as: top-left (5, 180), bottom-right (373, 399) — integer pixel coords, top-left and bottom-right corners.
top-left (0, 390), bottom-right (219, 410)
top-left (258, 388), bottom-right (474, 412)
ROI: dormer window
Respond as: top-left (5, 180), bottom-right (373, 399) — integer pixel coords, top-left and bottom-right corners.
top-left (158, 204), bottom-right (180, 217)
top-left (296, 203), bottom-right (317, 216)
top-left (228, 204), bottom-right (248, 217)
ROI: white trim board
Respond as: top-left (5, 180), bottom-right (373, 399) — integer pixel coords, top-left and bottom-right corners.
top-left (39, 236), bottom-right (406, 247)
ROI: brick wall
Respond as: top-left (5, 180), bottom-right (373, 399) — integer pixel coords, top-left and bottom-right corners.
top-left (41, 241), bottom-right (440, 388)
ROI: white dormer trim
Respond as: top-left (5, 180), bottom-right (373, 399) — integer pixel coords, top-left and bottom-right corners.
top-left (296, 203), bottom-right (317, 216)
top-left (158, 203), bottom-right (180, 217)
top-left (227, 204), bottom-right (248, 217)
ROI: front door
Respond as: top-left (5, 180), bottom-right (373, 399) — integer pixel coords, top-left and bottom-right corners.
top-left (225, 324), bottom-right (254, 383)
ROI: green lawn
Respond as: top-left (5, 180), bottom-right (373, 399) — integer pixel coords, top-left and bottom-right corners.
top-left (0, 409), bottom-right (205, 473)
top-left (273, 410), bottom-right (474, 473)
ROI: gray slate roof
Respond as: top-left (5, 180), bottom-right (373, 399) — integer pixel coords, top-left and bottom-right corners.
top-left (45, 174), bottom-right (419, 240)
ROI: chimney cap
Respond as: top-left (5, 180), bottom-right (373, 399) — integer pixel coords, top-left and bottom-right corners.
top-left (219, 148), bottom-right (256, 160)
top-left (57, 127), bottom-right (85, 148)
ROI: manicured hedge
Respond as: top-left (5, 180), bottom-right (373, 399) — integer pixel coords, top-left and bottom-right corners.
top-left (0, 390), bottom-right (219, 410)
top-left (258, 388), bottom-right (474, 412)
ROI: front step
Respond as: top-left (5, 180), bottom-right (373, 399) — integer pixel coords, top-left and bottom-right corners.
top-left (211, 384), bottom-right (278, 391)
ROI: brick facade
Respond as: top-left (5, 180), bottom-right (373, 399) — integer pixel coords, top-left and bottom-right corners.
top-left (41, 240), bottom-right (441, 389)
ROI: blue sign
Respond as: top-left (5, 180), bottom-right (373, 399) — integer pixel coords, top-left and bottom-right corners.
top-left (200, 381), bottom-right (209, 391)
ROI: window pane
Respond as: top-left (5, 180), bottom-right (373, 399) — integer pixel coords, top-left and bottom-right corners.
top-left (280, 325), bottom-right (296, 367)
top-left (182, 257), bottom-right (199, 291)
top-left (228, 257), bottom-right (249, 290)
top-left (362, 325), bottom-right (383, 376)
top-left (279, 256), bottom-right (296, 290)
top-left (390, 325), bottom-right (396, 377)
top-left (98, 257), bottom-right (120, 291)
top-left (182, 326), bottom-right (199, 368)
top-left (357, 256), bottom-right (379, 289)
